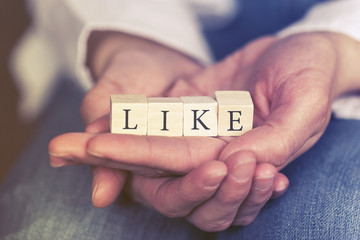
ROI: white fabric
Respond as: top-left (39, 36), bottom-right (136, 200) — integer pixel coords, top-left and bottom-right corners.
top-left (12, 0), bottom-right (360, 121)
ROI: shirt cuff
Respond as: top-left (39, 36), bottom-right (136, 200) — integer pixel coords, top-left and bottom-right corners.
top-left (278, 0), bottom-right (360, 43)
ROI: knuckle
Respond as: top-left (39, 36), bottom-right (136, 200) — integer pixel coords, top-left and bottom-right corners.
top-left (156, 197), bottom-right (194, 218)
top-left (217, 189), bottom-right (249, 205)
top-left (156, 203), bottom-right (186, 218)
top-left (196, 220), bottom-right (232, 232)
top-left (245, 200), bottom-right (266, 209)
top-left (219, 194), bottom-right (244, 205)
top-left (245, 193), bottom-right (272, 209)
top-left (151, 186), bottom-right (188, 218)
top-left (234, 216), bottom-right (256, 226)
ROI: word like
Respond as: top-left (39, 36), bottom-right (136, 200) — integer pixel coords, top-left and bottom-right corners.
top-left (110, 91), bottom-right (253, 137)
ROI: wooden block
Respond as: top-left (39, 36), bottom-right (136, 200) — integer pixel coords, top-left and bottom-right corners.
top-left (110, 94), bottom-right (147, 135)
top-left (215, 91), bottom-right (254, 136)
top-left (147, 97), bottom-right (183, 136)
top-left (181, 96), bottom-right (217, 136)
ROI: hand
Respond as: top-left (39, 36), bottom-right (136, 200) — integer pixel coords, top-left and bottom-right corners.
top-left (53, 31), bottom-right (202, 207)
top-left (169, 32), bottom-right (360, 170)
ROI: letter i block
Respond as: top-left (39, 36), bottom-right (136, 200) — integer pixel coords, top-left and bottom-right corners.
top-left (215, 91), bottom-right (254, 136)
top-left (181, 96), bottom-right (217, 136)
top-left (147, 97), bottom-right (183, 136)
top-left (110, 95), bottom-right (147, 135)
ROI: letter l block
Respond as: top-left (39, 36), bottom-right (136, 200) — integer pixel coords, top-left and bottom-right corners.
top-left (110, 95), bottom-right (147, 135)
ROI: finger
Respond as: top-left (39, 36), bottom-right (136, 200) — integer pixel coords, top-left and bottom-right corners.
top-left (271, 172), bottom-right (289, 199)
top-left (49, 132), bottom-right (96, 163)
top-left (184, 50), bottom-right (243, 96)
top-left (81, 82), bottom-right (113, 125)
top-left (131, 161), bottom-right (227, 218)
top-left (49, 132), bottom-right (174, 176)
top-left (179, 36), bottom-right (277, 96)
top-left (87, 133), bottom-right (227, 174)
top-left (186, 151), bottom-right (256, 232)
top-left (166, 78), bottom-right (203, 97)
top-left (49, 133), bottom-right (128, 170)
top-left (91, 166), bottom-right (127, 208)
top-left (85, 114), bottom-right (110, 134)
top-left (49, 132), bottom-right (226, 176)
top-left (49, 133), bottom-right (96, 167)
top-left (232, 163), bottom-right (276, 226)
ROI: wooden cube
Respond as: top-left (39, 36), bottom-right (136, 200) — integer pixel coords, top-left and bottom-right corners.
top-left (215, 91), bottom-right (253, 136)
top-left (110, 95), bottom-right (147, 135)
top-left (181, 96), bottom-right (217, 136)
top-left (147, 97), bottom-right (183, 136)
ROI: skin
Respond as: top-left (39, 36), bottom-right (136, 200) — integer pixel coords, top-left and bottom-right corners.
top-left (49, 31), bottom-right (360, 231)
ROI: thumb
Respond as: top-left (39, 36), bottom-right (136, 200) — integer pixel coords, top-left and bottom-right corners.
top-left (81, 83), bottom-right (113, 125)
top-left (92, 166), bottom-right (128, 208)
top-left (176, 36), bottom-right (277, 96)
top-left (185, 50), bottom-right (243, 96)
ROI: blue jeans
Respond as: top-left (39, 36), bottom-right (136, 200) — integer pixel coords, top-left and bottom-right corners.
top-left (1, 0), bottom-right (359, 239)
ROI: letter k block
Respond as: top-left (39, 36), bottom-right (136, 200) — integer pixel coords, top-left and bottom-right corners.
top-left (181, 96), bottom-right (217, 137)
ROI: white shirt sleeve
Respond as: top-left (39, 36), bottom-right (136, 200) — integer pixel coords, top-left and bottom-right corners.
top-left (278, 0), bottom-right (360, 120)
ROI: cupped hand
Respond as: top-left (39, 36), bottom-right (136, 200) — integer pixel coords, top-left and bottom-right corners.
top-left (169, 32), bottom-right (360, 170)
top-left (69, 32), bottom-right (202, 207)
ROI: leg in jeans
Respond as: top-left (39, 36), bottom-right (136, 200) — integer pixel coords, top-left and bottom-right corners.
top-left (0, 83), bottom-right (214, 240)
top-left (218, 118), bottom-right (360, 239)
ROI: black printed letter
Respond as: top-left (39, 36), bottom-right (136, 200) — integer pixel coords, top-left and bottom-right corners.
top-left (123, 109), bottom-right (138, 130)
top-left (228, 111), bottom-right (243, 131)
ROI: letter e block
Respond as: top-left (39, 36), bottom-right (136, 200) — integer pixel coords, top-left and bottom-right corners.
top-left (181, 96), bottom-right (217, 136)
top-left (110, 95), bottom-right (147, 135)
top-left (147, 97), bottom-right (183, 136)
top-left (215, 91), bottom-right (253, 136)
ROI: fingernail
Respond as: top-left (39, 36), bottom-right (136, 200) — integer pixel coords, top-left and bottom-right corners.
top-left (204, 171), bottom-right (226, 189)
top-left (87, 149), bottom-right (104, 158)
top-left (49, 156), bottom-right (76, 168)
top-left (253, 175), bottom-right (274, 191)
top-left (50, 160), bottom-right (76, 168)
top-left (230, 158), bottom-right (255, 183)
top-left (92, 176), bottom-right (99, 203)
top-left (275, 180), bottom-right (288, 192)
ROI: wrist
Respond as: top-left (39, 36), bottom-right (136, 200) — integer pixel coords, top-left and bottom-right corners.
top-left (319, 32), bottom-right (360, 98)
top-left (282, 31), bottom-right (360, 99)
